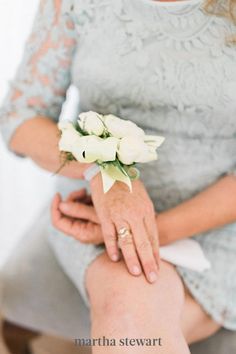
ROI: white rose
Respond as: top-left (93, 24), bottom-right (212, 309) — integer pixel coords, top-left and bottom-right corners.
top-left (72, 136), bottom-right (119, 163)
top-left (143, 135), bottom-right (165, 149)
top-left (103, 114), bottom-right (145, 138)
top-left (136, 135), bottom-right (165, 163)
top-left (78, 111), bottom-right (105, 136)
top-left (58, 121), bottom-right (81, 153)
top-left (118, 135), bottom-right (165, 165)
top-left (117, 136), bottom-right (146, 165)
top-left (99, 137), bottom-right (119, 161)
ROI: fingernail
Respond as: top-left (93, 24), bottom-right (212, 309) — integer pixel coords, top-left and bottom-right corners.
top-left (60, 202), bottom-right (69, 211)
top-left (132, 266), bottom-right (141, 275)
top-left (111, 254), bottom-right (119, 262)
top-left (148, 271), bottom-right (157, 283)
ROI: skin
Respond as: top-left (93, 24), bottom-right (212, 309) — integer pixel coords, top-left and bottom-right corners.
top-left (51, 174), bottom-right (236, 248)
top-left (9, 0), bottom-right (235, 349)
top-left (11, 117), bottom-right (232, 353)
top-left (90, 175), bottom-right (160, 282)
top-left (51, 172), bottom-right (236, 349)
top-left (51, 186), bottom-right (225, 352)
top-left (86, 255), bottom-right (220, 353)
top-left (10, 117), bottom-right (159, 284)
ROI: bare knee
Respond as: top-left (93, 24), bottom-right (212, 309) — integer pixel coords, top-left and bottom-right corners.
top-left (86, 254), bottom-right (185, 323)
top-left (86, 253), bottom-right (145, 318)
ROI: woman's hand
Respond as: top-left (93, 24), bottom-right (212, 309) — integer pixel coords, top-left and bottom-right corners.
top-left (51, 191), bottom-right (171, 247)
top-left (90, 175), bottom-right (160, 283)
top-left (51, 189), bottom-right (104, 245)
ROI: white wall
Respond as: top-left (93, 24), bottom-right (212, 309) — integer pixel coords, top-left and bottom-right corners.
top-left (0, 0), bottom-right (54, 267)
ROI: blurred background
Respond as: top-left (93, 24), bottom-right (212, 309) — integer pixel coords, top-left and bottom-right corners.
top-left (0, 0), bottom-right (54, 267)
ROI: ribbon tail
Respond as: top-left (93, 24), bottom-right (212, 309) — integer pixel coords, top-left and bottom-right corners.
top-left (100, 167), bottom-right (116, 193)
top-left (100, 165), bottom-right (132, 193)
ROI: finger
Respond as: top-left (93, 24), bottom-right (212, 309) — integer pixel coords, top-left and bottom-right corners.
top-left (132, 220), bottom-right (159, 284)
top-left (78, 222), bottom-right (104, 245)
top-left (59, 201), bottom-right (100, 223)
top-left (101, 220), bottom-right (120, 262)
top-left (84, 194), bottom-right (93, 205)
top-left (66, 189), bottom-right (88, 202)
top-left (51, 194), bottom-right (103, 243)
top-left (51, 193), bottom-right (63, 226)
top-left (52, 201), bottom-right (94, 240)
top-left (66, 189), bottom-right (93, 206)
top-left (58, 218), bottom-right (101, 243)
top-left (115, 221), bottom-right (141, 276)
top-left (51, 193), bottom-right (76, 235)
top-left (65, 219), bottom-right (102, 243)
top-left (144, 214), bottom-right (160, 268)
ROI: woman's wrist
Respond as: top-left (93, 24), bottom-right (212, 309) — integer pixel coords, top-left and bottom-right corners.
top-left (156, 212), bottom-right (172, 245)
top-left (89, 170), bottom-right (104, 195)
top-left (10, 116), bottom-right (94, 179)
top-left (89, 169), bottom-right (134, 193)
top-left (83, 164), bottom-right (100, 182)
top-left (157, 209), bottom-right (186, 245)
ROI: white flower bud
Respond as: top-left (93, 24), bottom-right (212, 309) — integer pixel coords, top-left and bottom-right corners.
top-left (118, 135), bottom-right (165, 164)
top-left (117, 136), bottom-right (145, 165)
top-left (58, 121), bottom-right (81, 153)
top-left (103, 114), bottom-right (145, 138)
top-left (78, 111), bottom-right (105, 136)
top-left (72, 136), bottom-right (119, 163)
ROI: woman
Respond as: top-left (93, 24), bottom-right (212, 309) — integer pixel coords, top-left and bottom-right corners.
top-left (1, 0), bottom-right (236, 352)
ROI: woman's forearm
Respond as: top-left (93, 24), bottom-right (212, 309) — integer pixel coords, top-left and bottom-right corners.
top-left (11, 119), bottom-right (236, 241)
top-left (158, 174), bottom-right (236, 244)
top-left (10, 116), bottom-right (91, 178)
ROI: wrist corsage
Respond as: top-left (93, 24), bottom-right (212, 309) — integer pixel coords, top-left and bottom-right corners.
top-left (58, 111), bottom-right (165, 193)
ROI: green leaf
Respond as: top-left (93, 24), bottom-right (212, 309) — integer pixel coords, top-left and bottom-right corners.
top-left (74, 121), bottom-right (88, 136)
top-left (53, 152), bottom-right (76, 176)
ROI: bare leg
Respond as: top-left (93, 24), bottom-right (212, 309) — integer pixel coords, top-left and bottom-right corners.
top-left (181, 287), bottom-right (221, 344)
top-left (86, 254), bottom-right (190, 354)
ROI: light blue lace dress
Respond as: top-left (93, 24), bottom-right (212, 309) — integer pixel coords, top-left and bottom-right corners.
top-left (1, 0), bottom-right (236, 329)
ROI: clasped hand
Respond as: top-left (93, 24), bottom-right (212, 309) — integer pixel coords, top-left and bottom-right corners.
top-left (51, 176), bottom-right (160, 283)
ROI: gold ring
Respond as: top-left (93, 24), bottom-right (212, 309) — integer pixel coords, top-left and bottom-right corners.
top-left (117, 227), bottom-right (131, 239)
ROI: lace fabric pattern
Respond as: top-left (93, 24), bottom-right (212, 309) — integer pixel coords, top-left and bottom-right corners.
top-left (68, 0), bottom-right (236, 201)
top-left (1, 0), bottom-right (236, 327)
top-left (0, 0), bottom-right (77, 144)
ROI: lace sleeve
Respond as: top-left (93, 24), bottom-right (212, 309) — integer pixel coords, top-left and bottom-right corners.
top-left (0, 0), bottom-right (77, 150)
